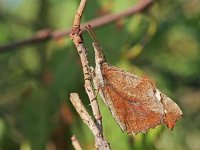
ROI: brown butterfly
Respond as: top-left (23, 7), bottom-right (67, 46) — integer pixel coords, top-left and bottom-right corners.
top-left (86, 25), bottom-right (183, 134)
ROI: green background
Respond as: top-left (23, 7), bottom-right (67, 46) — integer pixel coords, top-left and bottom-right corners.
top-left (0, 0), bottom-right (200, 149)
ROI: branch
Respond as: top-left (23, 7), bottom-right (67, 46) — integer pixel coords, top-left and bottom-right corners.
top-left (71, 135), bottom-right (83, 150)
top-left (70, 93), bottom-right (101, 137)
top-left (70, 93), bottom-right (110, 150)
top-left (70, 0), bottom-right (110, 149)
top-left (70, 0), bottom-right (102, 132)
top-left (0, 0), bottom-right (153, 52)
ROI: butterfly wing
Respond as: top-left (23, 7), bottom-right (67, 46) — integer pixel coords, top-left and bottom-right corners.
top-left (98, 63), bottom-right (182, 134)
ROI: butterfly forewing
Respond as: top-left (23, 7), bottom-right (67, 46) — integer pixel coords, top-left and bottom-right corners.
top-left (98, 63), bottom-right (171, 134)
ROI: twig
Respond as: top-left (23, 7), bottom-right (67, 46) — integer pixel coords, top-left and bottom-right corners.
top-left (70, 0), bottom-right (110, 149)
top-left (71, 135), bottom-right (83, 150)
top-left (70, 0), bottom-right (102, 133)
top-left (0, 0), bottom-right (153, 52)
top-left (70, 93), bottom-right (101, 137)
top-left (70, 93), bottom-right (110, 150)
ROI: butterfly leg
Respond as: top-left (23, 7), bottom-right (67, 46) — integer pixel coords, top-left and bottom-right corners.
top-left (85, 66), bottom-right (100, 100)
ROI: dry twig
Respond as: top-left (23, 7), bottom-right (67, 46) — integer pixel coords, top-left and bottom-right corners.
top-left (70, 0), bottom-right (110, 149)
top-left (71, 135), bottom-right (83, 150)
top-left (70, 0), bottom-right (102, 131)
top-left (70, 94), bottom-right (109, 150)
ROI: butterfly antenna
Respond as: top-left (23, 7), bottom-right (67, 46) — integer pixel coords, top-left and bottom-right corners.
top-left (86, 25), bottom-right (101, 47)
top-left (86, 25), bottom-right (106, 63)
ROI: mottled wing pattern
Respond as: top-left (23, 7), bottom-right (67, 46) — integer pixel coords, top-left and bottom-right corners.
top-left (99, 63), bottom-right (182, 134)
top-left (161, 94), bottom-right (183, 129)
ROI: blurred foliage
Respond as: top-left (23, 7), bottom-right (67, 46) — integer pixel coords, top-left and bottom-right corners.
top-left (0, 0), bottom-right (200, 149)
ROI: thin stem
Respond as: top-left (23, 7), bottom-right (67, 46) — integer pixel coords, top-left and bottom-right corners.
top-left (70, 0), bottom-right (110, 149)
top-left (0, 0), bottom-right (153, 52)
top-left (71, 135), bottom-right (83, 150)
top-left (70, 93), bottom-right (110, 150)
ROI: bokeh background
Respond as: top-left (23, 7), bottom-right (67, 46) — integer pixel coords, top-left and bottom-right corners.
top-left (0, 0), bottom-right (200, 149)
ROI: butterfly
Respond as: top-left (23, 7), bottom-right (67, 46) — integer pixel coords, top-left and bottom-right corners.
top-left (86, 25), bottom-right (183, 134)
